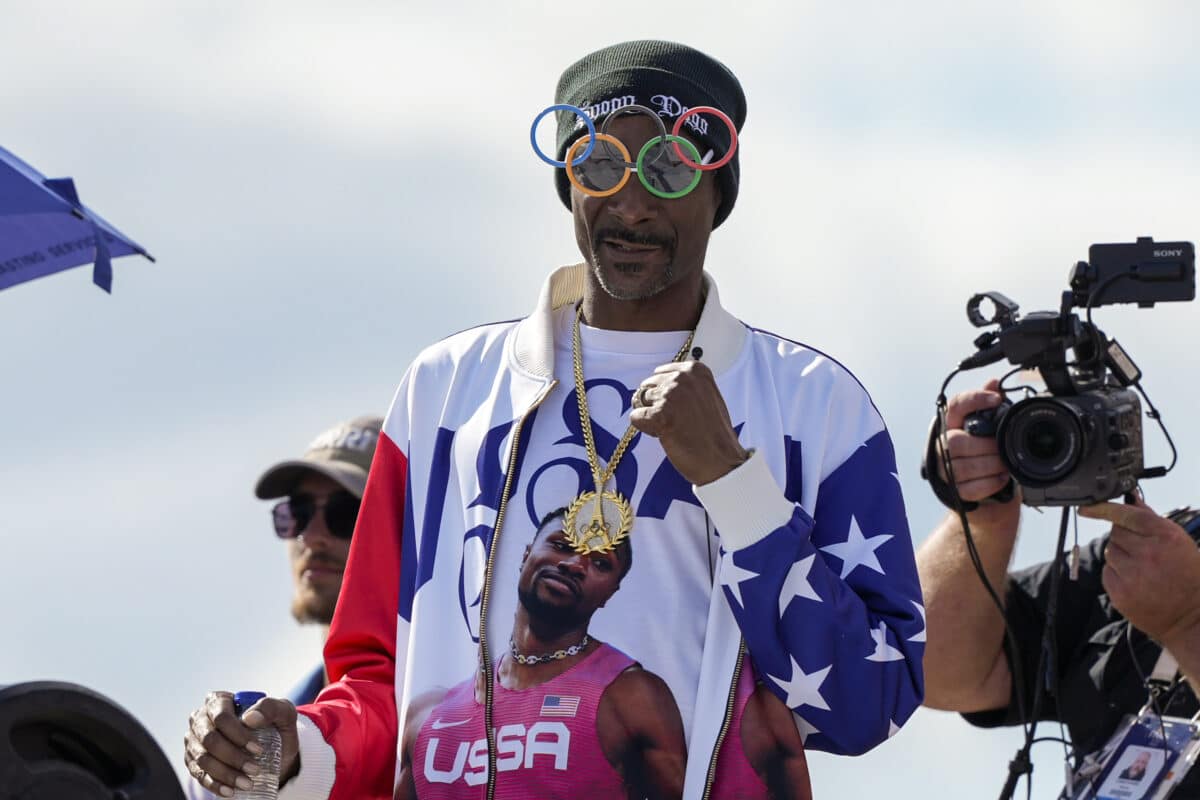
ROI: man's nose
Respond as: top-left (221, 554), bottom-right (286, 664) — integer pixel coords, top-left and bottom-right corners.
top-left (557, 554), bottom-right (586, 578)
top-left (605, 170), bottom-right (659, 227)
top-left (297, 513), bottom-right (334, 550)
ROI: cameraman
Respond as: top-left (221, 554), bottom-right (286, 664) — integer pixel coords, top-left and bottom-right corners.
top-left (917, 379), bottom-right (1200, 791)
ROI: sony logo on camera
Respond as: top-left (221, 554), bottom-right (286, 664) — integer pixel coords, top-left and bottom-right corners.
top-left (1154, 249), bottom-right (1184, 257)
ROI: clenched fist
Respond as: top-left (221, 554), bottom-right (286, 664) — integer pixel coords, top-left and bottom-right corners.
top-left (630, 360), bottom-right (750, 485)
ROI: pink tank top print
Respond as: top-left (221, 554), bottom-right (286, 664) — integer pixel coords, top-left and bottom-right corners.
top-left (709, 662), bottom-right (772, 799)
top-left (412, 643), bottom-right (635, 800)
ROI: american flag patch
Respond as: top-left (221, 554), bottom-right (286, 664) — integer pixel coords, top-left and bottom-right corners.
top-left (539, 695), bottom-right (580, 717)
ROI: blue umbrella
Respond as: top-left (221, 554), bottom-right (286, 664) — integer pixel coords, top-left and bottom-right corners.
top-left (0, 145), bottom-right (154, 293)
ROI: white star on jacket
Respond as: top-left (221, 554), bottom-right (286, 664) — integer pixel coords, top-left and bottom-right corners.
top-left (909, 600), bottom-right (927, 642)
top-left (794, 713), bottom-right (821, 744)
top-left (719, 549), bottom-right (759, 609)
top-left (779, 554), bottom-right (821, 616)
top-left (866, 620), bottom-right (905, 662)
top-left (768, 656), bottom-right (832, 711)
top-left (819, 515), bottom-right (894, 579)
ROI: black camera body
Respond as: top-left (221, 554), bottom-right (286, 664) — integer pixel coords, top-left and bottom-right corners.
top-left (965, 389), bottom-right (1143, 506)
top-left (925, 237), bottom-right (1194, 509)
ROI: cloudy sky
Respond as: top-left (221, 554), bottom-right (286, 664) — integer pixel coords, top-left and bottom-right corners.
top-left (3, 1), bottom-right (1198, 797)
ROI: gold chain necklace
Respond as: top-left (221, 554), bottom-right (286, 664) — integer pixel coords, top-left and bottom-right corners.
top-left (563, 305), bottom-right (695, 554)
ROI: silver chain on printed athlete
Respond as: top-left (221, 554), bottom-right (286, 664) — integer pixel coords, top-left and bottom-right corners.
top-left (509, 634), bottom-right (590, 665)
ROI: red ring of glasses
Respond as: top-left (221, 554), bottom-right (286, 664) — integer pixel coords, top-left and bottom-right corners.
top-left (670, 105), bottom-right (738, 170)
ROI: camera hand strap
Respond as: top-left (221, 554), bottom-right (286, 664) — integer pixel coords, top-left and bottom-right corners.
top-left (920, 411), bottom-right (1015, 513)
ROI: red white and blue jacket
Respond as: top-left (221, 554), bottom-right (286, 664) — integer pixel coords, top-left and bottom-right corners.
top-left (279, 265), bottom-right (925, 800)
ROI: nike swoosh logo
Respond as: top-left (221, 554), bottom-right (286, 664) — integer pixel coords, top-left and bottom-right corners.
top-left (430, 718), bottom-right (471, 730)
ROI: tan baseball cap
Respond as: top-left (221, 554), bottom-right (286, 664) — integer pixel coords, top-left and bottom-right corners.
top-left (254, 415), bottom-right (384, 500)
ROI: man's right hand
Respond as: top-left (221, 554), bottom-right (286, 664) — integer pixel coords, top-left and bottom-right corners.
top-left (939, 379), bottom-right (1021, 528)
top-left (184, 692), bottom-right (300, 797)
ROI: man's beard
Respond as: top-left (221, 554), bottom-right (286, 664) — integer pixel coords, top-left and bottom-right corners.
top-left (590, 225), bottom-right (677, 300)
top-left (593, 261), bottom-right (676, 300)
top-left (517, 581), bottom-right (587, 630)
top-left (292, 591), bottom-right (336, 625)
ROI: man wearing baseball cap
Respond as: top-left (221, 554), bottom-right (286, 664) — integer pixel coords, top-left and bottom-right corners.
top-left (255, 414), bottom-right (383, 666)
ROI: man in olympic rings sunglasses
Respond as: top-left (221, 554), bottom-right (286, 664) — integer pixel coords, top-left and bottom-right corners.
top-left (185, 40), bottom-right (922, 800)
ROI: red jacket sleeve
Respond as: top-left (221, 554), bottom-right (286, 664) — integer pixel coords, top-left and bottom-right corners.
top-left (296, 431), bottom-right (407, 799)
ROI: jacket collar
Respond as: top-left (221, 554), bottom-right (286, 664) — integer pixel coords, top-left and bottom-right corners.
top-left (511, 263), bottom-right (747, 380)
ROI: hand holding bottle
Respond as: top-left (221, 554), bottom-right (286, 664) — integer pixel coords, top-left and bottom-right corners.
top-left (184, 691), bottom-right (300, 798)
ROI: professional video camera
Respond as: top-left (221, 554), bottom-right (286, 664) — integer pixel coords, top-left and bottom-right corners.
top-left (924, 236), bottom-right (1195, 508)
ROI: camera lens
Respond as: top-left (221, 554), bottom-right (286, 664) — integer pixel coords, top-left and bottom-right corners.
top-left (998, 399), bottom-right (1083, 487)
top-left (1024, 419), bottom-right (1066, 461)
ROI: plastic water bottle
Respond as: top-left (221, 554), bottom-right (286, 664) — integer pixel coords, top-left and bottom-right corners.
top-left (233, 691), bottom-right (282, 800)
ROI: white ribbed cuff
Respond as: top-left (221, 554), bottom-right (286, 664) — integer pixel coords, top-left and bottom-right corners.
top-left (693, 449), bottom-right (796, 551)
top-left (278, 713), bottom-right (337, 800)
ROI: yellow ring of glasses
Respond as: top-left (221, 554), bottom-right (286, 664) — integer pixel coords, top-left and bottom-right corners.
top-left (564, 133), bottom-right (632, 198)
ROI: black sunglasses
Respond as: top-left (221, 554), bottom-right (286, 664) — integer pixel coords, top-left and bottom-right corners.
top-left (272, 490), bottom-right (360, 541)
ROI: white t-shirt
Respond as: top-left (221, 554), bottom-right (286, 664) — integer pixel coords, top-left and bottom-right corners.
top-left (483, 305), bottom-right (720, 736)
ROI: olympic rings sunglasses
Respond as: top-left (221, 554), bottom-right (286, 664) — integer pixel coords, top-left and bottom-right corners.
top-left (272, 490), bottom-right (361, 541)
top-left (530, 103), bottom-right (738, 200)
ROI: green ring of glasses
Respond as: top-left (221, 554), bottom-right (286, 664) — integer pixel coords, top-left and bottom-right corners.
top-left (636, 135), bottom-right (703, 199)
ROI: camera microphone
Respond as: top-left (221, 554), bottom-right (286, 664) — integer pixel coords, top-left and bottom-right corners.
top-left (959, 343), bottom-right (1006, 370)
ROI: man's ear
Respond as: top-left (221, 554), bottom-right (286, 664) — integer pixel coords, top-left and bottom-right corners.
top-left (520, 544), bottom-right (531, 567)
top-left (599, 579), bottom-right (622, 608)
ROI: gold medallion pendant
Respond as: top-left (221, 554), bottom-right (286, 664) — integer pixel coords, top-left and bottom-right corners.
top-left (566, 305), bottom-right (694, 556)
top-left (564, 489), bottom-right (634, 554)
